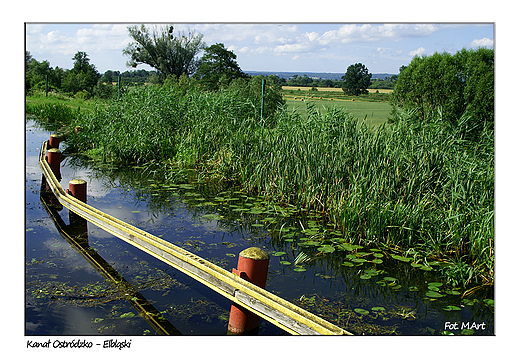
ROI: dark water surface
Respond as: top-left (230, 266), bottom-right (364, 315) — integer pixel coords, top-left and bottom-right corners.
top-left (25, 119), bottom-right (494, 336)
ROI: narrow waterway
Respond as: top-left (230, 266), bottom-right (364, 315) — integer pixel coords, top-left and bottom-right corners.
top-left (25, 118), bottom-right (494, 336)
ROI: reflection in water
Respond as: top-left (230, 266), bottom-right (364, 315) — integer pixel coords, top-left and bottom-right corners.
top-left (39, 179), bottom-right (182, 335)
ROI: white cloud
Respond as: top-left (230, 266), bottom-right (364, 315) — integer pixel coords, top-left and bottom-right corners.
top-left (274, 43), bottom-right (311, 53)
top-left (468, 37), bottom-right (494, 48)
top-left (318, 24), bottom-right (445, 46)
top-left (409, 47), bottom-right (426, 57)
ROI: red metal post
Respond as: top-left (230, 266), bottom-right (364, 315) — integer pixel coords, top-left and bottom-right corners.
top-left (67, 179), bottom-right (87, 203)
top-left (48, 134), bottom-right (61, 149)
top-left (46, 148), bottom-right (61, 181)
top-left (228, 247), bottom-right (270, 335)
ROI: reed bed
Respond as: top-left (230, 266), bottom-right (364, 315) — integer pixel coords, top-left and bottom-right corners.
top-left (65, 86), bottom-right (494, 287)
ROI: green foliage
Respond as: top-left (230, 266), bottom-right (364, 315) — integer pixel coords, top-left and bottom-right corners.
top-left (194, 43), bottom-right (249, 91)
top-left (26, 101), bottom-right (80, 125)
top-left (227, 75), bottom-right (286, 124)
top-left (342, 63), bottom-right (372, 95)
top-left (62, 52), bottom-right (100, 95)
top-left (63, 80), bottom-right (493, 288)
top-left (123, 24), bottom-right (205, 81)
top-left (391, 48), bottom-right (494, 139)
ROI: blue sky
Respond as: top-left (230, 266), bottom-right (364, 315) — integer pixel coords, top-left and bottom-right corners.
top-left (25, 23), bottom-right (493, 75)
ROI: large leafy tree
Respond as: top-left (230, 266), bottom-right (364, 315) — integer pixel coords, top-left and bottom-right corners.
top-left (391, 48), bottom-right (494, 136)
top-left (194, 43), bottom-right (249, 91)
top-left (341, 63), bottom-right (372, 96)
top-left (62, 51), bottom-right (100, 95)
top-left (123, 24), bottom-right (205, 80)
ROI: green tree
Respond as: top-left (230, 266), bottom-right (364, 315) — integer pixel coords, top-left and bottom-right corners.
top-left (62, 51), bottom-right (100, 95)
top-left (194, 43), bottom-right (249, 91)
top-left (25, 52), bottom-right (64, 94)
top-left (123, 24), bottom-right (205, 81)
top-left (391, 48), bottom-right (494, 136)
top-left (341, 63), bottom-right (372, 95)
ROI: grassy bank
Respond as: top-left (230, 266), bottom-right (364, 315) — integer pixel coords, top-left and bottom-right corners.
top-left (29, 86), bottom-right (494, 288)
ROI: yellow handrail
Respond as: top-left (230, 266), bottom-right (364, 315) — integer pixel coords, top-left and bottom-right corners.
top-left (39, 140), bottom-right (351, 335)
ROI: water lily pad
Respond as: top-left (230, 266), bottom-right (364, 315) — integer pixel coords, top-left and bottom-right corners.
top-left (120, 312), bottom-right (135, 319)
top-left (483, 299), bottom-right (494, 307)
top-left (445, 290), bottom-right (461, 295)
top-left (371, 307), bottom-right (386, 312)
top-left (273, 251), bottom-right (287, 257)
top-left (391, 254), bottom-right (411, 262)
top-left (427, 286), bottom-right (440, 292)
top-left (354, 308), bottom-right (369, 315)
top-left (383, 277), bottom-right (397, 282)
top-left (293, 267), bottom-right (307, 272)
top-left (443, 305), bottom-right (461, 311)
top-left (280, 261), bottom-right (291, 265)
top-left (426, 291), bottom-right (445, 298)
top-left (462, 299), bottom-right (477, 306)
top-left (408, 286), bottom-right (419, 291)
top-left (341, 261), bottom-right (354, 267)
top-left (318, 245), bottom-right (335, 253)
top-left (373, 253), bottom-right (384, 258)
top-left (364, 269), bottom-right (379, 276)
top-left (372, 259), bottom-right (383, 264)
top-left (360, 274), bottom-right (372, 280)
top-left (351, 258), bottom-right (366, 263)
top-left (337, 243), bottom-right (363, 251)
top-left (428, 282), bottom-right (443, 287)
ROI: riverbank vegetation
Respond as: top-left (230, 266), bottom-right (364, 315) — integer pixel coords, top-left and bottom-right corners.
top-left (26, 45), bottom-right (494, 290)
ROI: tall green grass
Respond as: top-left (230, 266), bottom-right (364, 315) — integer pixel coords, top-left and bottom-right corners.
top-left (65, 85), bottom-right (494, 287)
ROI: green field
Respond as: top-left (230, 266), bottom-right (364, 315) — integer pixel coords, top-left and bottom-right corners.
top-left (285, 98), bottom-right (391, 127)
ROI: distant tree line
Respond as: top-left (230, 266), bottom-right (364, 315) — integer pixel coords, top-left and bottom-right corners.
top-left (25, 50), bottom-right (163, 99)
top-left (26, 24), bottom-right (394, 105)
top-left (284, 73), bottom-right (395, 90)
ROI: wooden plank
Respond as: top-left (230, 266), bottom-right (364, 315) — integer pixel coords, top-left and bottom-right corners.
top-left (234, 290), bottom-right (321, 335)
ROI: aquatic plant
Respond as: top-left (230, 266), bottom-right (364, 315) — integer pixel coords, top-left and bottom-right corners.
top-left (64, 84), bottom-right (493, 288)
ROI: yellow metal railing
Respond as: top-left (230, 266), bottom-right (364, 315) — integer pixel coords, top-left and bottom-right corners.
top-left (39, 140), bottom-right (351, 335)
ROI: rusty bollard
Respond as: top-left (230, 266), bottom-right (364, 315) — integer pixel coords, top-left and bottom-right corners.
top-left (228, 247), bottom-right (270, 335)
top-left (48, 134), bottom-right (61, 149)
top-left (46, 148), bottom-right (61, 181)
top-left (67, 179), bottom-right (87, 203)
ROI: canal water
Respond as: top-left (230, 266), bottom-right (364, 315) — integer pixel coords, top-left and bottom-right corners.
top-left (25, 118), bottom-right (494, 336)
